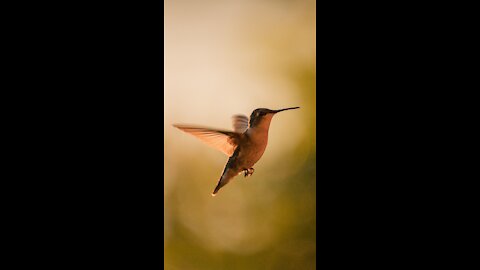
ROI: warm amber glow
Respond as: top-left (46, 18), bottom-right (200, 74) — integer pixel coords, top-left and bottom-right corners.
top-left (165, 0), bottom-right (316, 269)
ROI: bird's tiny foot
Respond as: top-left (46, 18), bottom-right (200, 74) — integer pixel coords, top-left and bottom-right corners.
top-left (244, 168), bottom-right (255, 178)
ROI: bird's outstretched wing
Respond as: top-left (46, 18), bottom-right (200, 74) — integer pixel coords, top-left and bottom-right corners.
top-left (231, 114), bottom-right (249, 133)
top-left (173, 124), bottom-right (241, 156)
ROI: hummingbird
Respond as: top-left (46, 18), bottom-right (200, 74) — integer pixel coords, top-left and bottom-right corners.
top-left (173, 107), bottom-right (300, 196)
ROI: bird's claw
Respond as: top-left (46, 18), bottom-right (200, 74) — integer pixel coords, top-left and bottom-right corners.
top-left (244, 168), bottom-right (255, 178)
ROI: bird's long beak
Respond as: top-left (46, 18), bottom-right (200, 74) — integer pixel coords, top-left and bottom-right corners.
top-left (272, 107), bottom-right (300, 113)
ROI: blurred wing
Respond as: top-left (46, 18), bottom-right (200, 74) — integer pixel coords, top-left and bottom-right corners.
top-left (173, 124), bottom-right (241, 156)
top-left (231, 114), bottom-right (249, 133)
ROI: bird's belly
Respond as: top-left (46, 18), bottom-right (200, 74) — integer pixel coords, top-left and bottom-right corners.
top-left (237, 143), bottom-right (267, 169)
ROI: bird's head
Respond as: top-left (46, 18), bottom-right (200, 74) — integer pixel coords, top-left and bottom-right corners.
top-left (249, 107), bottom-right (300, 129)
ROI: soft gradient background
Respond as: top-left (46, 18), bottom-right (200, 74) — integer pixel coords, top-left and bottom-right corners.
top-left (165, 0), bottom-right (316, 269)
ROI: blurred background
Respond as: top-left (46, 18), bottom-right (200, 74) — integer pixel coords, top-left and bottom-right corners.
top-left (164, 0), bottom-right (315, 269)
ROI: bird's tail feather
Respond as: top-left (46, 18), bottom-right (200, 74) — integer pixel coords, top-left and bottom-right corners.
top-left (212, 176), bottom-right (226, 196)
top-left (211, 170), bottom-right (235, 196)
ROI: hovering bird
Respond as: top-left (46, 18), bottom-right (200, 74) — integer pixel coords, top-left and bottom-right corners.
top-left (173, 107), bottom-right (300, 196)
